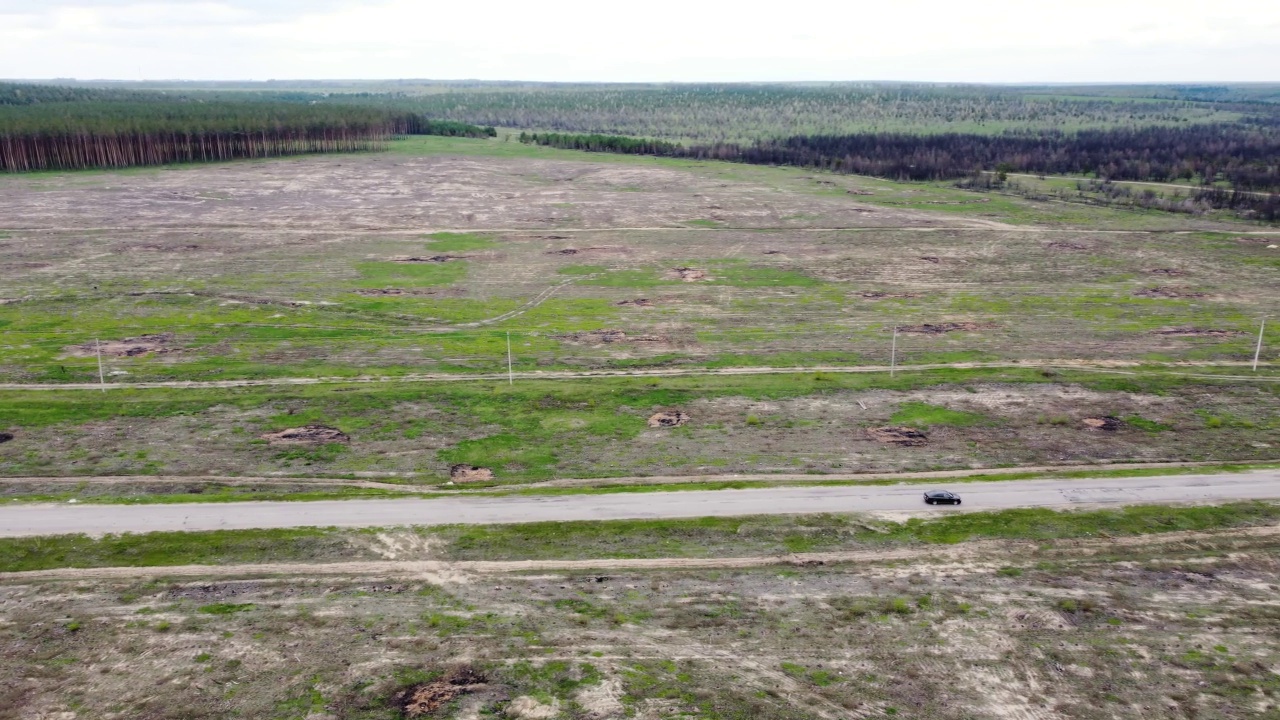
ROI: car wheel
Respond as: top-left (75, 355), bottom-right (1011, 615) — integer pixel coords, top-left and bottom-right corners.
top-left (955, 499), bottom-right (961, 505)
top-left (925, 498), bottom-right (934, 505)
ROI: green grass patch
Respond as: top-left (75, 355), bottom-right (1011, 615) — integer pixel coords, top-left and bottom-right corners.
top-left (423, 232), bottom-right (496, 252)
top-left (889, 401), bottom-right (989, 427)
top-left (354, 261), bottom-right (466, 288)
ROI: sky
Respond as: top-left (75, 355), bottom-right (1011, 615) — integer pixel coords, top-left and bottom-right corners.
top-left (1, 0), bottom-right (1278, 83)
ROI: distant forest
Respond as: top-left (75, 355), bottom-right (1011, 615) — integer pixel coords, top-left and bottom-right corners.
top-left (0, 83), bottom-right (493, 172)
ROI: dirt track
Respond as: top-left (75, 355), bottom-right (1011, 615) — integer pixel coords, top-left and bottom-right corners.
top-left (0, 359), bottom-right (1274, 392)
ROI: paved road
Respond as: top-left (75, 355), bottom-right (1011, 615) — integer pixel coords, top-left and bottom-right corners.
top-left (0, 471), bottom-right (1277, 537)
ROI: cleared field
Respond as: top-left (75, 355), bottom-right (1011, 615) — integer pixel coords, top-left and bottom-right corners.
top-left (3, 507), bottom-right (1280, 719)
top-left (0, 136), bottom-right (1276, 487)
top-left (0, 137), bottom-right (1275, 386)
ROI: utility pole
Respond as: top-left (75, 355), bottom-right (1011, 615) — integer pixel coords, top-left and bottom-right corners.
top-left (1254, 318), bottom-right (1267, 372)
top-left (95, 339), bottom-right (106, 392)
top-left (506, 331), bottom-right (514, 386)
top-left (890, 325), bottom-right (898, 378)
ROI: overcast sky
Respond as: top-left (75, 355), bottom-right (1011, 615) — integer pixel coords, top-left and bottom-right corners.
top-left (1, 0), bottom-right (1278, 83)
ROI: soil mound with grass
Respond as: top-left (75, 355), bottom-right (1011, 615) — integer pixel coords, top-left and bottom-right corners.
top-left (674, 267), bottom-right (708, 282)
top-left (1153, 327), bottom-right (1242, 337)
top-left (450, 464), bottom-right (495, 482)
top-left (648, 411), bottom-right (691, 428)
top-left (1133, 286), bottom-right (1205, 299)
top-left (867, 426), bottom-right (929, 446)
top-left (1146, 268), bottom-right (1188, 276)
top-left (1082, 416), bottom-right (1122, 431)
top-left (1047, 241), bottom-right (1089, 251)
top-left (260, 425), bottom-right (350, 445)
top-left (898, 322), bottom-right (993, 334)
top-left (66, 333), bottom-right (178, 358)
top-left (616, 298), bottom-right (653, 307)
top-left (393, 665), bottom-right (487, 718)
top-left (556, 329), bottom-right (628, 344)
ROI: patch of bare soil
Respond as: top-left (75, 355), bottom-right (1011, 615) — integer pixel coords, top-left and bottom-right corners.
top-left (866, 426), bottom-right (929, 446)
top-left (393, 665), bottom-right (487, 718)
top-left (860, 291), bottom-right (922, 301)
top-left (260, 425), bottom-right (350, 445)
top-left (506, 696), bottom-right (561, 719)
top-left (673, 267), bottom-right (708, 282)
top-left (556, 329), bottom-right (629, 344)
top-left (1146, 268), bottom-right (1188, 276)
top-left (450, 464), bottom-right (495, 482)
top-left (547, 246), bottom-right (620, 256)
top-left (648, 411), bottom-right (691, 428)
top-left (1133, 286), bottom-right (1206, 299)
top-left (847, 189), bottom-right (875, 195)
top-left (65, 333), bottom-right (178, 358)
top-left (1081, 416), bottom-right (1122, 432)
top-left (392, 255), bottom-right (466, 263)
top-left (1153, 327), bottom-right (1243, 337)
top-left (1047, 241), bottom-right (1089, 251)
top-left (898, 322), bottom-right (994, 334)
top-left (616, 298), bottom-right (654, 307)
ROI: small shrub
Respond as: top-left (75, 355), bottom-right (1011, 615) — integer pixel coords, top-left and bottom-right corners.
top-left (746, 414), bottom-right (762, 426)
top-left (997, 567), bottom-right (1023, 577)
top-left (198, 603), bottom-right (255, 615)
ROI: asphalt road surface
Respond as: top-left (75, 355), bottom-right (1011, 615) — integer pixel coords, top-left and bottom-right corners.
top-left (0, 471), bottom-right (1277, 538)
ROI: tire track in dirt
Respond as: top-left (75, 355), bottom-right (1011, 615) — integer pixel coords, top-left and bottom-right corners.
top-left (0, 360), bottom-right (1273, 391)
top-left (8, 526), bottom-right (1279, 583)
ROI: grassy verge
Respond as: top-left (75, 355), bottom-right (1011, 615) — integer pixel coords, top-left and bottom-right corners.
top-left (4, 502), bottom-right (1277, 572)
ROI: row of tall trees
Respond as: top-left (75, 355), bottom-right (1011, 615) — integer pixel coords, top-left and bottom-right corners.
top-left (518, 132), bottom-right (680, 155)
top-left (685, 124), bottom-right (1280, 191)
top-left (0, 94), bottom-right (496, 172)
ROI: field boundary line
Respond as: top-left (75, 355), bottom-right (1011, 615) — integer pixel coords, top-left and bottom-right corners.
top-left (0, 360), bottom-right (1275, 391)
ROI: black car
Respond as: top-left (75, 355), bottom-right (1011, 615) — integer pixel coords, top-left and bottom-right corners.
top-left (923, 490), bottom-right (961, 505)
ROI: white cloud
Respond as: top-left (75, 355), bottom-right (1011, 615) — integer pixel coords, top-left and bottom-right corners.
top-left (0, 0), bottom-right (1277, 81)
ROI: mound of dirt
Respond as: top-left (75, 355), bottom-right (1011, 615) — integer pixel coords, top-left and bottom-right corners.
top-left (1082, 416), bottom-right (1122, 432)
top-left (616, 298), bottom-right (654, 307)
top-left (648, 411), bottom-right (691, 428)
top-left (898, 322), bottom-right (994, 334)
top-left (556, 329), bottom-right (629, 344)
top-left (66, 333), bottom-right (178, 358)
top-left (392, 255), bottom-right (465, 263)
top-left (0, 432), bottom-right (13, 444)
top-left (1153, 327), bottom-right (1243, 337)
top-left (1047, 242), bottom-right (1089, 251)
top-left (762, 250), bottom-right (783, 255)
top-left (919, 256), bottom-right (942, 264)
top-left (847, 189), bottom-right (875, 195)
top-left (1133, 286), bottom-right (1205, 299)
top-left (860, 291), bottom-right (922, 301)
top-left (1146, 268), bottom-right (1188, 276)
top-left (674, 267), bottom-right (708, 282)
top-left (393, 665), bottom-right (487, 718)
top-left (450, 464), bottom-right (495, 482)
top-left (506, 697), bottom-right (561, 719)
top-left (548, 246), bottom-right (617, 256)
top-left (353, 288), bottom-right (448, 297)
top-left (866, 426), bottom-right (928, 446)
top-left (260, 425), bottom-right (350, 445)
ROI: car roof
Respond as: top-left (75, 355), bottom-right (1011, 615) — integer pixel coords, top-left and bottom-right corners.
top-left (926, 490), bottom-right (955, 496)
